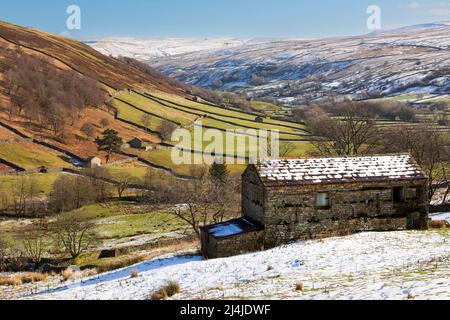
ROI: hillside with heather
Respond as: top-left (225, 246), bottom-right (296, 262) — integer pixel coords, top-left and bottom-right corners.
top-left (0, 20), bottom-right (311, 173)
top-left (0, 20), bottom-right (318, 295)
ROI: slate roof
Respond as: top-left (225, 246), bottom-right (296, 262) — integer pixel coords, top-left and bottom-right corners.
top-left (256, 154), bottom-right (427, 186)
top-left (201, 218), bottom-right (264, 239)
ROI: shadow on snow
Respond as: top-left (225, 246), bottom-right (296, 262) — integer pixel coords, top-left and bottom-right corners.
top-left (33, 254), bottom-right (203, 296)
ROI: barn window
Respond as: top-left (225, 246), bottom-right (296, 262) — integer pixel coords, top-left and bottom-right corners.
top-left (316, 192), bottom-right (330, 208)
top-left (393, 187), bottom-right (405, 203)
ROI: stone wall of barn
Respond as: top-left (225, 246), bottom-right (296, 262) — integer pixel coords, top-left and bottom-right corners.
top-left (201, 229), bottom-right (265, 259)
top-left (262, 179), bottom-right (429, 248)
top-left (242, 166), bottom-right (266, 225)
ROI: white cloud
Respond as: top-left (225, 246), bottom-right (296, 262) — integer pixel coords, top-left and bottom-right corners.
top-left (400, 2), bottom-right (421, 9)
top-left (426, 7), bottom-right (450, 16)
top-left (401, 1), bottom-right (450, 17)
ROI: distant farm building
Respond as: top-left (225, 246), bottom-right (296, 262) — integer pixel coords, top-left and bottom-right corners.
top-left (201, 154), bottom-right (429, 259)
top-left (85, 156), bottom-right (102, 168)
top-left (127, 138), bottom-right (144, 149)
top-left (38, 166), bottom-right (48, 173)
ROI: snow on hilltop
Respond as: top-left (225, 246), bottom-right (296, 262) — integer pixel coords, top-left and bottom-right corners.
top-left (85, 38), bottom-right (251, 60)
top-left (86, 22), bottom-right (450, 103)
top-left (33, 229), bottom-right (449, 300)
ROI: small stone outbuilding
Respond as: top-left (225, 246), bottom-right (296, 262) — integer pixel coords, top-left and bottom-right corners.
top-left (201, 154), bottom-right (429, 259)
top-left (201, 219), bottom-right (264, 259)
top-left (85, 156), bottom-right (102, 168)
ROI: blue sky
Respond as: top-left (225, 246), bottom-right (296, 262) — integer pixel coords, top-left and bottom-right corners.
top-left (2, 0), bottom-right (450, 39)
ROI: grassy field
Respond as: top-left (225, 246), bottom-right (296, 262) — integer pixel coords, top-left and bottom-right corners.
top-left (110, 89), bottom-right (314, 174)
top-left (150, 91), bottom-right (307, 131)
top-left (125, 143), bottom-right (313, 178)
top-left (139, 149), bottom-right (246, 175)
top-left (0, 201), bottom-right (195, 270)
top-left (116, 91), bottom-right (308, 137)
top-left (106, 165), bottom-right (149, 180)
top-left (0, 141), bottom-right (72, 169)
top-left (0, 172), bottom-right (62, 201)
top-left (117, 92), bottom-right (197, 126)
top-left (114, 99), bottom-right (163, 131)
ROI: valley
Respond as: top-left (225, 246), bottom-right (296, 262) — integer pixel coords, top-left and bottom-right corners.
top-left (90, 22), bottom-right (450, 104)
top-left (0, 17), bottom-right (449, 302)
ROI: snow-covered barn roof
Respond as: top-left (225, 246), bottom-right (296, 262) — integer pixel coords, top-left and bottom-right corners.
top-left (256, 154), bottom-right (427, 186)
top-left (201, 218), bottom-right (264, 239)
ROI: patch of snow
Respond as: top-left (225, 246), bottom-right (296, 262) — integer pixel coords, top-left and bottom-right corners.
top-left (429, 212), bottom-right (450, 223)
top-left (32, 230), bottom-right (450, 300)
top-left (33, 254), bottom-right (202, 297)
top-left (86, 38), bottom-right (251, 60)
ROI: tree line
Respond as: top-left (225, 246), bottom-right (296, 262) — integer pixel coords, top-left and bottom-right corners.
top-left (0, 162), bottom-right (239, 271)
top-left (297, 101), bottom-right (450, 201)
top-left (4, 48), bottom-right (107, 138)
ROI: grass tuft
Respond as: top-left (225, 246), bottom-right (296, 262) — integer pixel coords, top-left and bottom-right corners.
top-left (295, 281), bottom-right (304, 292)
top-left (428, 220), bottom-right (450, 229)
top-left (149, 281), bottom-right (181, 300)
top-left (61, 268), bottom-right (74, 282)
top-left (0, 272), bottom-right (47, 286)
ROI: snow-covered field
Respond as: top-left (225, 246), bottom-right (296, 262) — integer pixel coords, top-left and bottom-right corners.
top-left (32, 227), bottom-right (450, 300)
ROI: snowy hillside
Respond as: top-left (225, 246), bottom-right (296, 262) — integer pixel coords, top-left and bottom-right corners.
top-left (86, 38), bottom-right (251, 60)
top-left (87, 22), bottom-right (450, 104)
top-left (33, 228), bottom-right (450, 300)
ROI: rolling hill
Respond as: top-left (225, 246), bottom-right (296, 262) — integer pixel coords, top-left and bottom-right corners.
top-left (0, 20), bottom-right (311, 181)
top-left (90, 22), bottom-right (450, 105)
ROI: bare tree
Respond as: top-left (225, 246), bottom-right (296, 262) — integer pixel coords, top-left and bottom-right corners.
top-left (380, 123), bottom-right (450, 200)
top-left (83, 167), bottom-right (113, 201)
top-left (5, 52), bottom-right (106, 136)
top-left (307, 103), bottom-right (380, 156)
top-left (279, 142), bottom-right (297, 158)
top-left (49, 175), bottom-right (91, 213)
top-left (114, 172), bottom-right (134, 198)
top-left (11, 176), bottom-right (39, 216)
top-left (157, 121), bottom-right (178, 141)
top-left (5, 68), bottom-right (18, 96)
top-left (99, 118), bottom-right (110, 128)
top-left (170, 181), bottom-right (220, 239)
top-left (169, 173), bottom-right (238, 240)
top-left (21, 227), bottom-right (48, 267)
top-left (49, 170), bottom-right (112, 213)
top-left (52, 213), bottom-right (96, 259)
top-left (0, 192), bottom-right (9, 215)
top-left (80, 122), bottom-right (97, 140)
top-left (141, 114), bottom-right (152, 132)
top-left (0, 236), bottom-right (7, 271)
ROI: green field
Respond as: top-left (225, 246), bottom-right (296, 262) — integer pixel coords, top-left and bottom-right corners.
top-left (0, 141), bottom-right (72, 170)
top-left (150, 91), bottom-right (307, 131)
top-left (0, 172), bottom-right (62, 201)
top-left (116, 91), bottom-right (308, 137)
top-left (0, 201), bottom-right (192, 270)
top-left (114, 99), bottom-right (164, 131)
top-left (117, 92), bottom-right (197, 126)
top-left (111, 89), bottom-right (314, 174)
top-left (140, 149), bottom-right (246, 175)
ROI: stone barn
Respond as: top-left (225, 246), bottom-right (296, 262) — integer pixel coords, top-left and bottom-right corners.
top-left (201, 154), bottom-right (429, 259)
top-left (85, 156), bottom-right (102, 168)
top-left (127, 138), bottom-right (144, 149)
